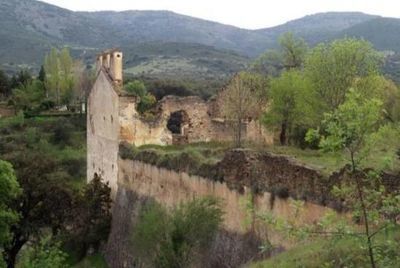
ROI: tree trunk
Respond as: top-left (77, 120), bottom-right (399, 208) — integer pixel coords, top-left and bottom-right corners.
top-left (351, 153), bottom-right (376, 268)
top-left (3, 235), bottom-right (27, 268)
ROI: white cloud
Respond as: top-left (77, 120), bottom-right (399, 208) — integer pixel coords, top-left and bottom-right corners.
top-left (39, 0), bottom-right (400, 29)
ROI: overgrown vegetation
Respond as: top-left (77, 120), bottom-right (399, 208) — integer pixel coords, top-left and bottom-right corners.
top-left (132, 197), bottom-right (223, 268)
top-left (124, 80), bottom-right (156, 116)
top-left (119, 142), bottom-right (229, 180)
top-left (0, 115), bottom-right (111, 267)
top-left (253, 227), bottom-right (400, 268)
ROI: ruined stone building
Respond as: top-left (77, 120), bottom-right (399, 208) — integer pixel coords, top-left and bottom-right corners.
top-left (87, 49), bottom-right (272, 192)
top-left (87, 50), bottom-right (400, 267)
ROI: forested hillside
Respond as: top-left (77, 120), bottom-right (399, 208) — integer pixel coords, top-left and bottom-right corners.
top-left (2, 0), bottom-right (400, 71)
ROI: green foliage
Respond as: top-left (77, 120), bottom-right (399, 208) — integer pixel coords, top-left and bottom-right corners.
top-left (252, 228), bottom-right (400, 268)
top-left (306, 87), bottom-right (400, 268)
top-left (307, 89), bottom-right (383, 165)
top-left (133, 197), bottom-right (223, 268)
top-left (44, 48), bottom-right (76, 106)
top-left (279, 32), bottom-right (308, 70)
top-left (0, 116), bottom-right (87, 267)
top-left (19, 236), bottom-right (69, 268)
top-left (305, 38), bottom-right (382, 113)
top-left (0, 69), bottom-right (11, 98)
top-left (38, 65), bottom-right (46, 82)
top-left (124, 80), bottom-right (147, 97)
top-left (0, 160), bottom-right (21, 245)
top-left (124, 80), bottom-right (156, 114)
top-left (119, 142), bottom-right (228, 180)
top-left (10, 70), bottom-right (32, 90)
top-left (263, 70), bottom-right (314, 145)
top-left (252, 32), bottom-right (307, 76)
top-left (251, 49), bottom-right (284, 77)
top-left (11, 79), bottom-right (46, 114)
top-left (64, 173), bottom-right (112, 259)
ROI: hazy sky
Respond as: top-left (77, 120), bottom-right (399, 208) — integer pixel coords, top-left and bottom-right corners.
top-left (40, 0), bottom-right (400, 29)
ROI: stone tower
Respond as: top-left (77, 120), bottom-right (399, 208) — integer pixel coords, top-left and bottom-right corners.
top-left (87, 49), bottom-right (124, 194)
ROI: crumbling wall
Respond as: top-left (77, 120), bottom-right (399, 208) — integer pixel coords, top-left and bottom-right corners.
top-left (219, 149), bottom-right (334, 205)
top-left (105, 156), bottom-right (332, 266)
top-left (118, 95), bottom-right (273, 147)
top-left (117, 157), bottom-right (331, 238)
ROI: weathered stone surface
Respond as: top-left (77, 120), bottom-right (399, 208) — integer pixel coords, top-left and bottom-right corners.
top-left (219, 149), bottom-right (330, 204)
top-left (87, 70), bottom-right (120, 194)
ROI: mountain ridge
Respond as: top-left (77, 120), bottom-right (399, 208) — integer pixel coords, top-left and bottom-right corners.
top-left (1, 0), bottom-right (400, 77)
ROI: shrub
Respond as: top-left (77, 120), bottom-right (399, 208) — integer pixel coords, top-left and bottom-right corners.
top-left (133, 197), bottom-right (223, 268)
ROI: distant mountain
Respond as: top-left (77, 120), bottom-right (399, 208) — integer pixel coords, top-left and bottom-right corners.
top-left (338, 17), bottom-right (400, 51)
top-left (1, 0), bottom-right (400, 80)
top-left (255, 12), bottom-right (378, 48)
top-left (79, 10), bottom-right (270, 55)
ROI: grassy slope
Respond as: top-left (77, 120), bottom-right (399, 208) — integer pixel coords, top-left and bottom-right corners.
top-left (252, 228), bottom-right (400, 268)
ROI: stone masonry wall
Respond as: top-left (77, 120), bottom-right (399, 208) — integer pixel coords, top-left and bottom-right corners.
top-left (87, 70), bottom-right (120, 193)
top-left (118, 94), bottom-right (274, 147)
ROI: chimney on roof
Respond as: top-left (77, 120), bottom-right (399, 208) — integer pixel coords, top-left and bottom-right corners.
top-left (96, 50), bottom-right (123, 87)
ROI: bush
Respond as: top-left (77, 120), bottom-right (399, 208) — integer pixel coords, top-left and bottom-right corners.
top-left (51, 119), bottom-right (74, 146)
top-left (133, 197), bottom-right (223, 267)
top-left (124, 80), bottom-right (157, 114)
top-left (19, 236), bottom-right (69, 268)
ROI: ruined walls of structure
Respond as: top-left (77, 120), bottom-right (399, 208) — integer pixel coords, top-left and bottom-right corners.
top-left (104, 157), bottom-right (333, 266)
top-left (87, 49), bottom-right (274, 196)
top-left (118, 155), bottom-right (332, 234)
top-left (87, 70), bottom-right (120, 193)
top-left (118, 94), bottom-right (273, 147)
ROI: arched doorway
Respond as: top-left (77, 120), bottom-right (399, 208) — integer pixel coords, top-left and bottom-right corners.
top-left (167, 110), bottom-right (189, 144)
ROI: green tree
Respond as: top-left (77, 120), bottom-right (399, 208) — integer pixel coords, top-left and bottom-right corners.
top-left (0, 70), bottom-right (11, 99)
top-left (220, 72), bottom-right (268, 147)
top-left (37, 66), bottom-right (45, 83)
top-left (133, 197), bottom-right (223, 268)
top-left (10, 70), bottom-right (32, 92)
top-left (19, 236), bottom-right (68, 268)
top-left (251, 49), bottom-right (284, 77)
top-left (59, 48), bottom-right (74, 106)
top-left (11, 80), bottom-right (45, 113)
top-left (0, 160), bottom-right (21, 246)
top-left (2, 154), bottom-right (75, 268)
top-left (352, 75), bottom-right (400, 123)
top-left (124, 80), bottom-right (156, 114)
top-left (305, 38), bottom-right (382, 113)
top-left (251, 32), bottom-right (307, 76)
top-left (279, 32), bottom-right (308, 70)
top-left (44, 48), bottom-right (60, 103)
top-left (124, 80), bottom-right (147, 97)
top-left (65, 174), bottom-right (112, 259)
top-left (263, 70), bottom-right (313, 145)
top-left (44, 48), bottom-right (75, 106)
top-left (306, 89), bottom-right (400, 268)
